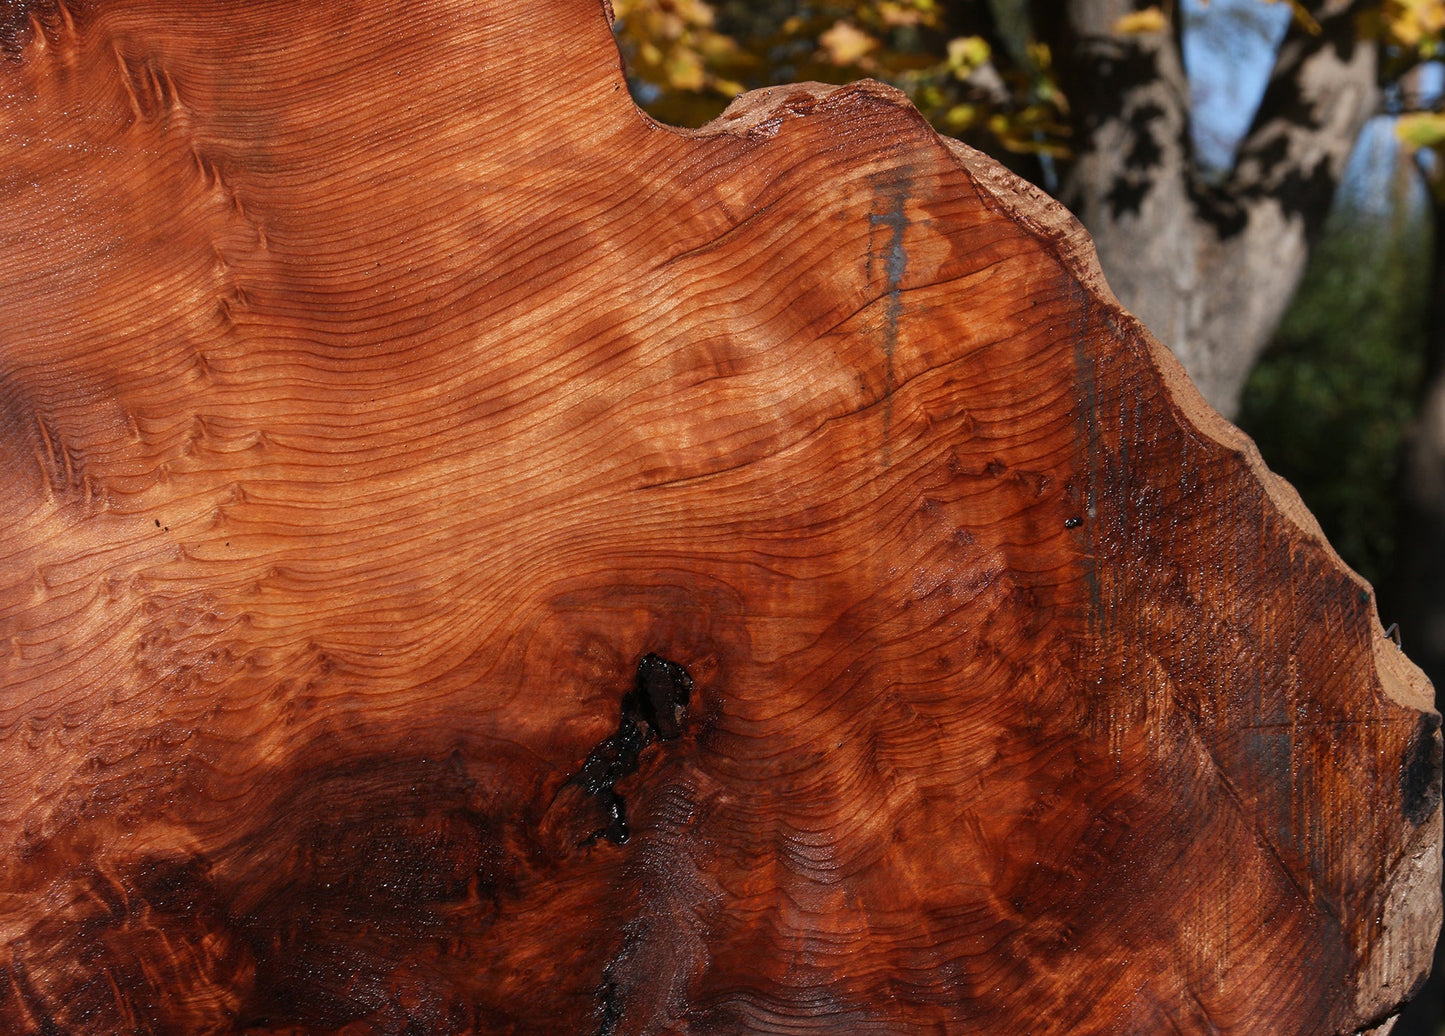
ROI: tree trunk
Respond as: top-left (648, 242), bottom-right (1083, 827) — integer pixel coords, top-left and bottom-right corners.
top-left (1044, 0), bottom-right (1379, 417)
top-left (0, 1), bottom-right (1438, 1033)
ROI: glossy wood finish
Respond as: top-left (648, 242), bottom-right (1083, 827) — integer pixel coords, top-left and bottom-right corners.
top-left (0, 1), bottom-right (1438, 1032)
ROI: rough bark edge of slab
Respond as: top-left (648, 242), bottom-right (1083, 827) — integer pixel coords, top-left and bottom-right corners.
top-left (937, 130), bottom-right (1435, 727)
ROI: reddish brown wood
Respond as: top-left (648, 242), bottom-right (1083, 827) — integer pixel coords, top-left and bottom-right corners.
top-left (0, 2), bottom-right (1439, 1033)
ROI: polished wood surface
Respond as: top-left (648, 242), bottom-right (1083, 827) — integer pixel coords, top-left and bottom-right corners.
top-left (0, 1), bottom-right (1438, 1032)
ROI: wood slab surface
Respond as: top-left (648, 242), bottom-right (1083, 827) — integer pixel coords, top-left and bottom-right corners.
top-left (0, 1), bottom-right (1439, 1032)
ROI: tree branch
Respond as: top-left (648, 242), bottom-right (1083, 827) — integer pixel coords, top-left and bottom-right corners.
top-left (1230, 0), bottom-right (1380, 241)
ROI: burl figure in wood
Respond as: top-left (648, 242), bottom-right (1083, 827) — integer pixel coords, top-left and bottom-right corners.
top-left (0, 0), bottom-right (1439, 1033)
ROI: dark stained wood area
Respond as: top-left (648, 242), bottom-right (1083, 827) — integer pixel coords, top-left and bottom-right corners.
top-left (0, 1), bottom-right (1439, 1033)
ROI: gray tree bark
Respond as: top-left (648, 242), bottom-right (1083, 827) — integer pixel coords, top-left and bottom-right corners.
top-left (1041, 0), bottom-right (1379, 417)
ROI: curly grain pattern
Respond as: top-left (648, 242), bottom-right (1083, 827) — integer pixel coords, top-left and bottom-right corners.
top-left (0, 1), bottom-right (1438, 1034)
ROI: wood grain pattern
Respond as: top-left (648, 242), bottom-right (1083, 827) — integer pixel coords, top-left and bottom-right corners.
top-left (0, 1), bottom-right (1439, 1033)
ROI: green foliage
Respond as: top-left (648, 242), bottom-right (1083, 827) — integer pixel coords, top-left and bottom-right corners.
top-left (1238, 161), bottom-right (1434, 586)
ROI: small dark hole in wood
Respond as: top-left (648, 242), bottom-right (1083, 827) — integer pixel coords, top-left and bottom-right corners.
top-left (569, 653), bottom-right (693, 846)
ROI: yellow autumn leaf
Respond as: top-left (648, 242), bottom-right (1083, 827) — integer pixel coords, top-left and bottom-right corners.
top-left (943, 103), bottom-right (979, 131)
top-left (818, 21), bottom-right (879, 66)
top-left (664, 49), bottom-right (706, 91)
top-left (876, 1), bottom-right (940, 28)
top-left (1397, 111), bottom-right (1445, 149)
top-left (698, 32), bottom-right (742, 61)
top-left (1383, 0), bottom-right (1445, 47)
top-left (946, 35), bottom-right (991, 77)
top-left (1113, 7), bottom-right (1167, 34)
top-left (677, 0), bottom-right (717, 29)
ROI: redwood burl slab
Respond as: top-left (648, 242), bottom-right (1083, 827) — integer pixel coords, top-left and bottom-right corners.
top-left (0, 1), bottom-right (1439, 1033)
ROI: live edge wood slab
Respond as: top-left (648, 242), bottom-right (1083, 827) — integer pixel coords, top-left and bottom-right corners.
top-left (0, 1), bottom-right (1439, 1033)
